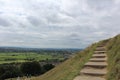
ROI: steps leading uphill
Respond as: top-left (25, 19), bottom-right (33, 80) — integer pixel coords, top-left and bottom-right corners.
top-left (74, 44), bottom-right (107, 80)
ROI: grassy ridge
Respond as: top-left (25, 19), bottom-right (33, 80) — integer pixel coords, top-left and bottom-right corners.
top-left (106, 34), bottom-right (120, 80)
top-left (99, 34), bottom-right (120, 80)
top-left (31, 43), bottom-right (98, 80)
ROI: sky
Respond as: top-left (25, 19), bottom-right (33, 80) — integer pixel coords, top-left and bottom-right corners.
top-left (0, 0), bottom-right (120, 48)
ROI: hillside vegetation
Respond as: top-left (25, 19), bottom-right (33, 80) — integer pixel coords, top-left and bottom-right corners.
top-left (31, 43), bottom-right (98, 80)
top-left (32, 34), bottom-right (120, 80)
top-left (106, 34), bottom-right (120, 80)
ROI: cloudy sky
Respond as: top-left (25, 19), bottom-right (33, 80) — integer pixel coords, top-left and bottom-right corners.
top-left (0, 0), bottom-right (120, 48)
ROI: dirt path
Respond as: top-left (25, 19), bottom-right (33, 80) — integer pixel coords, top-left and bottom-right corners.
top-left (74, 45), bottom-right (107, 80)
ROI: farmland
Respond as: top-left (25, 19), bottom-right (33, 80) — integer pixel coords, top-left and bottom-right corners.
top-left (0, 52), bottom-right (55, 64)
top-left (0, 47), bottom-right (81, 64)
top-left (0, 48), bottom-right (81, 79)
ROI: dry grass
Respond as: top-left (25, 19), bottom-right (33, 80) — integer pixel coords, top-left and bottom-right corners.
top-left (106, 34), bottom-right (120, 80)
top-left (98, 34), bottom-right (120, 80)
top-left (31, 44), bottom-right (98, 80)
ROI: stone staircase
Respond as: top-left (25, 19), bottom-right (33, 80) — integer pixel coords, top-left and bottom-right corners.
top-left (74, 45), bottom-right (107, 80)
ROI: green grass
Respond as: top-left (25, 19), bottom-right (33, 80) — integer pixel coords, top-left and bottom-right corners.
top-left (31, 43), bottom-right (98, 80)
top-left (0, 52), bottom-right (57, 64)
top-left (97, 34), bottom-right (120, 80)
top-left (105, 34), bottom-right (120, 80)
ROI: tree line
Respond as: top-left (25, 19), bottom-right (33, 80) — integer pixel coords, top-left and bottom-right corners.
top-left (0, 61), bottom-right (54, 80)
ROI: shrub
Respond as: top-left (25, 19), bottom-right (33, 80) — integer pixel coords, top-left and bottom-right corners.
top-left (43, 64), bottom-right (55, 72)
top-left (0, 65), bottom-right (22, 79)
top-left (20, 61), bottom-right (41, 76)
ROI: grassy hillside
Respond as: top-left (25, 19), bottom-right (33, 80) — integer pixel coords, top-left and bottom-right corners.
top-left (97, 34), bottom-right (120, 80)
top-left (31, 43), bottom-right (98, 80)
top-left (31, 34), bottom-right (120, 80)
top-left (106, 34), bottom-right (120, 80)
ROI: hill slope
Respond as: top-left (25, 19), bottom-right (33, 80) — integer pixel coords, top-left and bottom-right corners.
top-left (31, 34), bottom-right (120, 80)
top-left (31, 44), bottom-right (98, 80)
top-left (106, 34), bottom-right (120, 80)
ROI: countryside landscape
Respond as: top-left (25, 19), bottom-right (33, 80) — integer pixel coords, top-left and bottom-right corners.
top-left (0, 0), bottom-right (120, 80)
top-left (0, 47), bottom-right (80, 64)
top-left (0, 47), bottom-right (81, 79)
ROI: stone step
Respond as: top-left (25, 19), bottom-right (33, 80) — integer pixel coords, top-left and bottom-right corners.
top-left (97, 45), bottom-right (106, 47)
top-left (96, 47), bottom-right (106, 51)
top-left (90, 58), bottom-right (107, 62)
top-left (96, 46), bottom-right (105, 48)
top-left (84, 62), bottom-right (107, 68)
top-left (74, 75), bottom-right (105, 80)
top-left (73, 44), bottom-right (108, 80)
top-left (94, 52), bottom-right (106, 54)
top-left (94, 51), bottom-right (106, 54)
top-left (92, 54), bottom-right (107, 58)
top-left (80, 68), bottom-right (107, 76)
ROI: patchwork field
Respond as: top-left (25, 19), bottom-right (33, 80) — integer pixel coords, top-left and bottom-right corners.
top-left (0, 52), bottom-right (62, 64)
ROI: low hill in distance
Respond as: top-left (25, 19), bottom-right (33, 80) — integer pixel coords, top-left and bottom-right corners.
top-left (0, 47), bottom-right (81, 53)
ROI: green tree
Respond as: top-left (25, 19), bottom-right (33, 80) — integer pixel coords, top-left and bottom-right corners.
top-left (0, 65), bottom-right (22, 79)
top-left (20, 61), bottom-right (41, 76)
top-left (43, 64), bottom-right (55, 72)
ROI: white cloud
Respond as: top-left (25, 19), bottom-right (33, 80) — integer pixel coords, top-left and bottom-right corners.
top-left (0, 0), bottom-right (120, 48)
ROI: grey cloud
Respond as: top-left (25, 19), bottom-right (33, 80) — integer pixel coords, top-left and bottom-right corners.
top-left (98, 15), bottom-right (120, 34)
top-left (27, 16), bottom-right (41, 26)
top-left (0, 18), bottom-right (11, 26)
top-left (0, 0), bottom-right (120, 48)
top-left (87, 0), bottom-right (114, 10)
top-left (0, 11), bottom-right (3, 14)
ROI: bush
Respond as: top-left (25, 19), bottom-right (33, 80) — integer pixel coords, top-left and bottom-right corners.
top-left (20, 61), bottom-right (41, 76)
top-left (43, 64), bottom-right (55, 72)
top-left (0, 65), bottom-right (22, 79)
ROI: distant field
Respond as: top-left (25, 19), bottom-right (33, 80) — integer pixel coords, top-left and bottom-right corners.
top-left (0, 52), bottom-right (63, 64)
